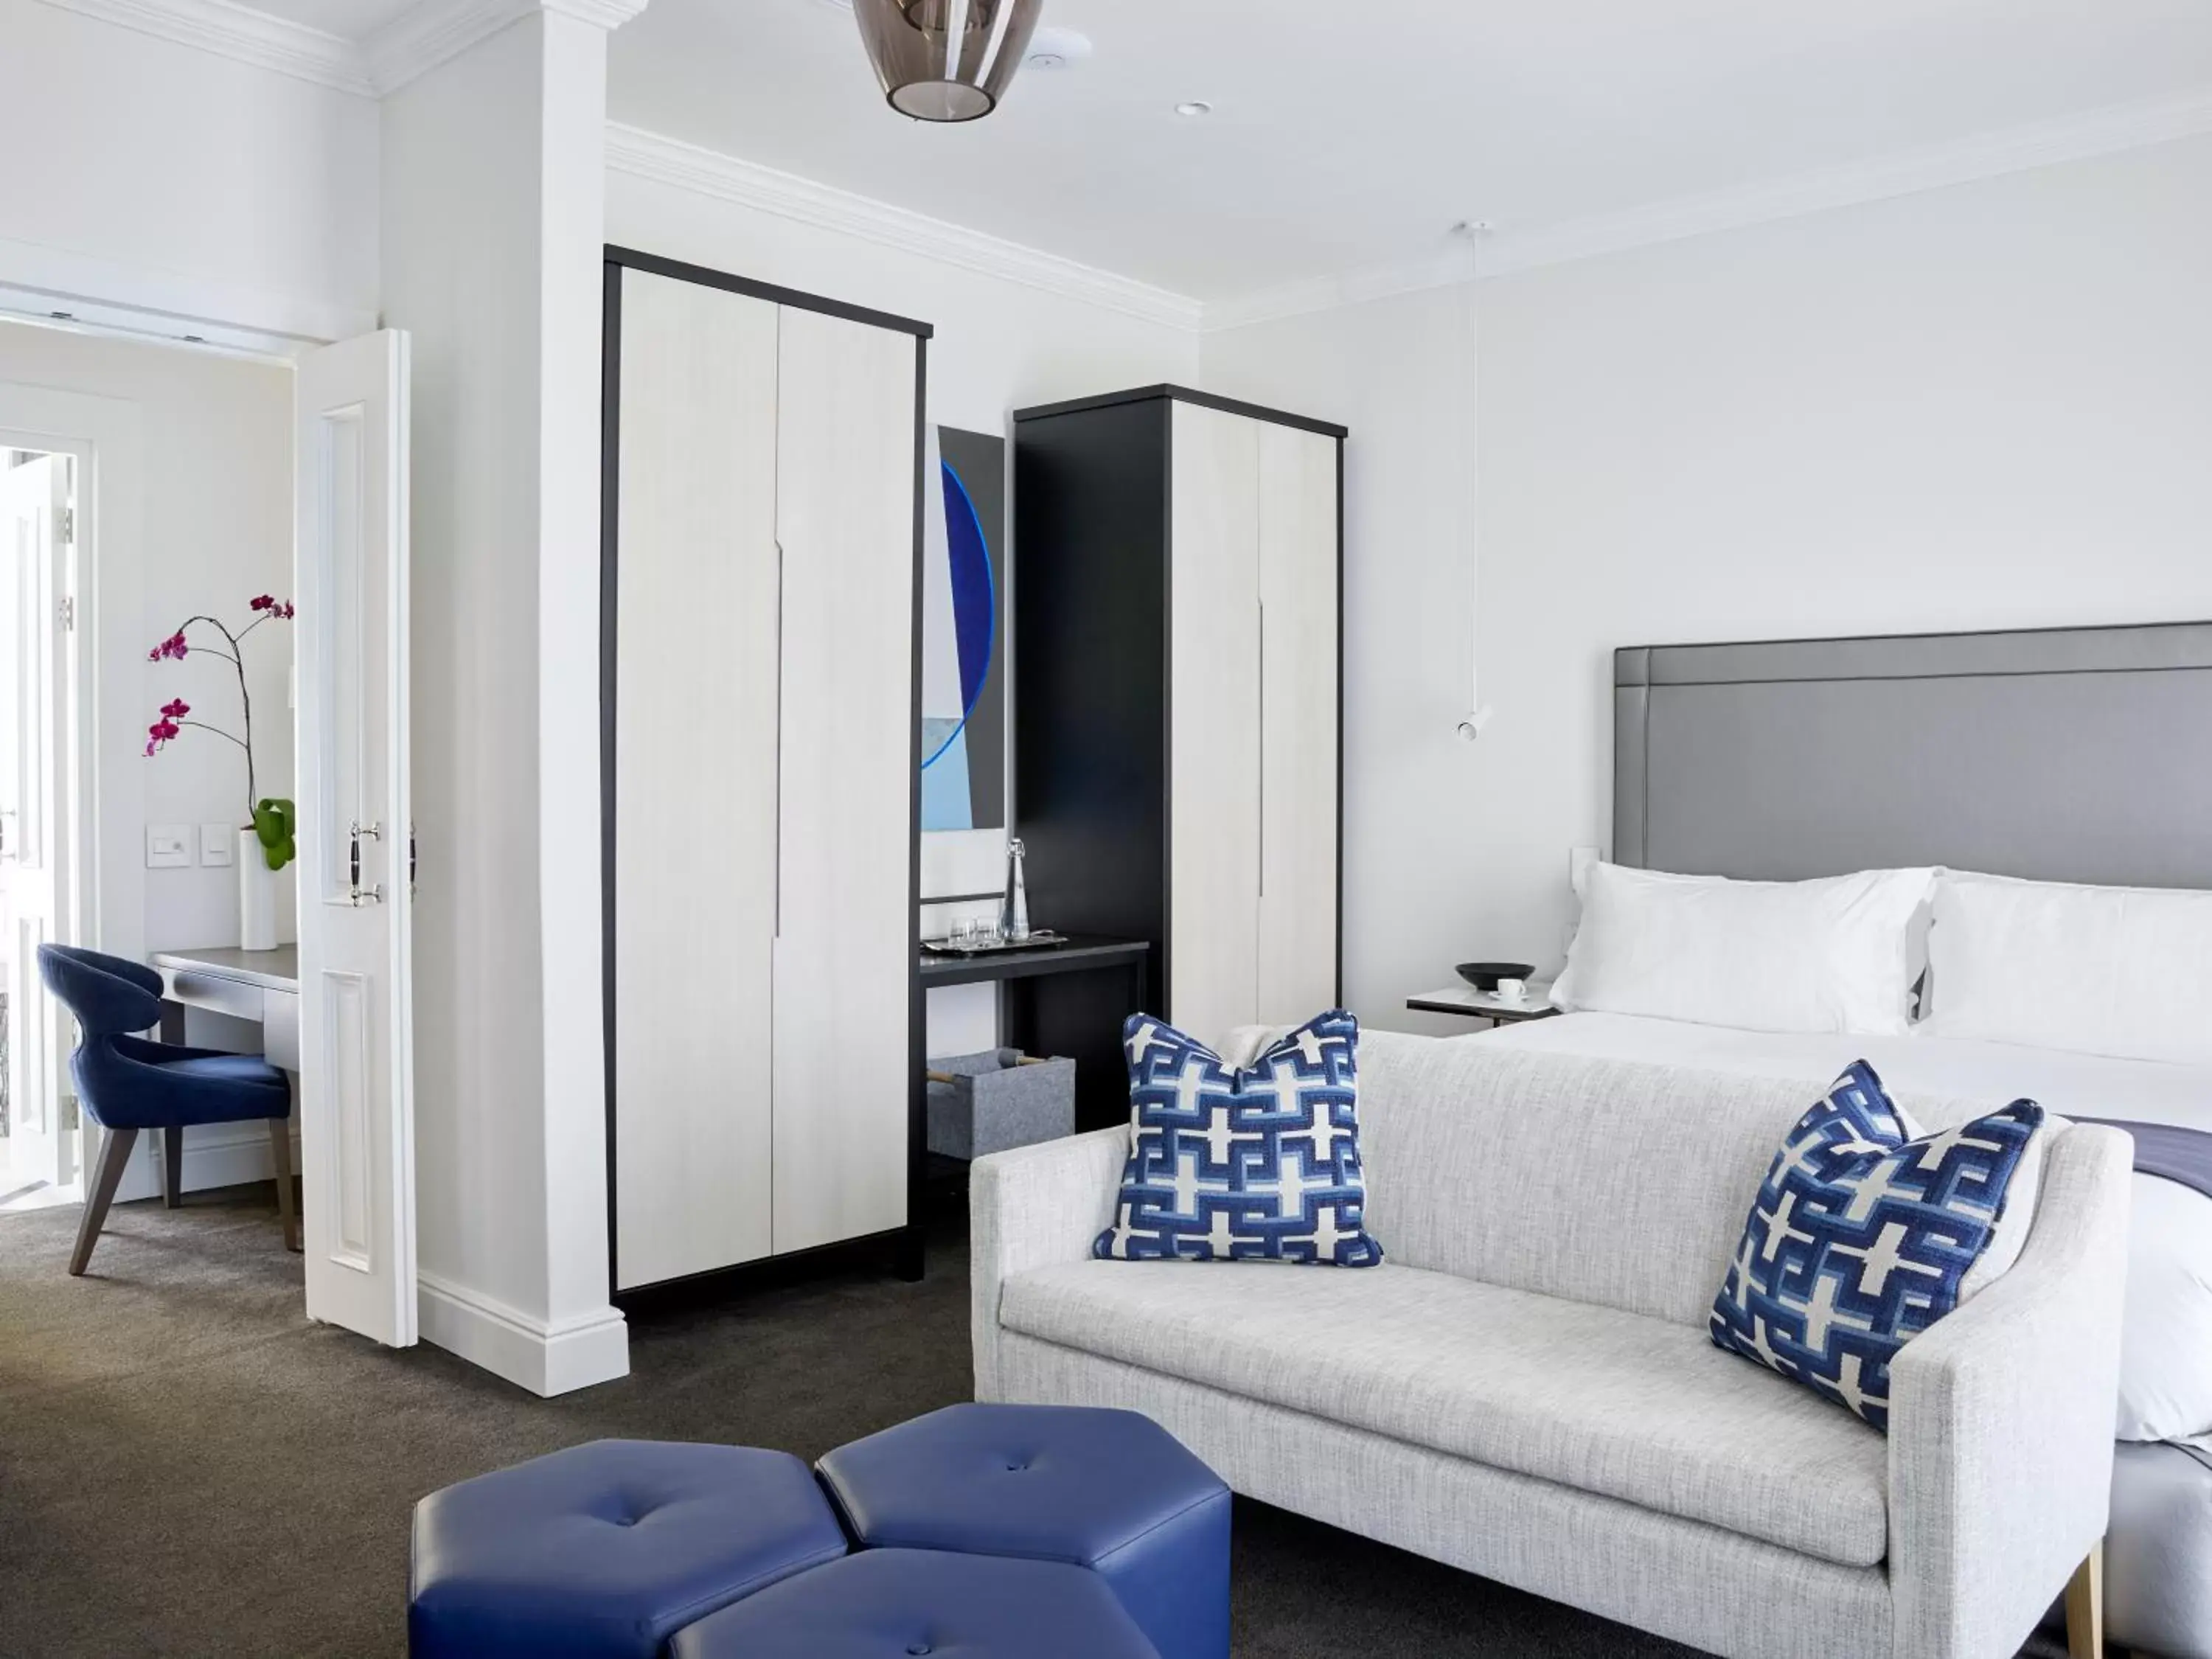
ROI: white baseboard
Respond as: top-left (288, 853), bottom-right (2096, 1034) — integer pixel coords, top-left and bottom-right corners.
top-left (416, 1270), bottom-right (630, 1397)
top-left (178, 1124), bottom-right (298, 1193)
top-left (104, 1121), bottom-right (299, 1205)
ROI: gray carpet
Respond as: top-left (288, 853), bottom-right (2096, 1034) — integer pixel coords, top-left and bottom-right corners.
top-left (0, 1181), bottom-right (2071, 1658)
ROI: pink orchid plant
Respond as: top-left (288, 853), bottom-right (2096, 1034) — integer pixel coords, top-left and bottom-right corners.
top-left (144, 594), bottom-right (299, 870)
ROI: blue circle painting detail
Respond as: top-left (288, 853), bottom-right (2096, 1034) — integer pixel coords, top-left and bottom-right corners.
top-left (925, 456), bottom-right (996, 771)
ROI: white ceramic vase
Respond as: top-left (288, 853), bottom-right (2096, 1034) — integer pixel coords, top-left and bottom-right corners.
top-left (238, 827), bottom-right (278, 952)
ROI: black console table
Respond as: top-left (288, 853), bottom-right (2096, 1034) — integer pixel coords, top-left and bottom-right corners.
top-left (919, 935), bottom-right (1150, 1133)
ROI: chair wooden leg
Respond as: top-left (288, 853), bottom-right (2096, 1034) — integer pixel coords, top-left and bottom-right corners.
top-left (2066, 1540), bottom-right (2105, 1659)
top-left (161, 1124), bottom-right (183, 1208)
top-left (69, 1127), bottom-right (139, 1277)
top-left (268, 1119), bottom-right (299, 1253)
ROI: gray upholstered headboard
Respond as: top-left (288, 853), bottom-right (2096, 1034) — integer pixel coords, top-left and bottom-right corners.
top-left (1614, 622), bottom-right (2212, 889)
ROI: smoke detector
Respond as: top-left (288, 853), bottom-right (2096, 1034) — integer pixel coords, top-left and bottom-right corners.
top-left (1026, 27), bottom-right (1092, 70)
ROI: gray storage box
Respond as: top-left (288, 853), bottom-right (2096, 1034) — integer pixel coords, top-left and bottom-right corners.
top-left (926, 1048), bottom-right (1077, 1161)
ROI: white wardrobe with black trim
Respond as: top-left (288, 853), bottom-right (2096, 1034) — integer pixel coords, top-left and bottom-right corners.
top-left (602, 248), bottom-right (925, 1295)
top-left (1013, 386), bottom-right (1345, 1105)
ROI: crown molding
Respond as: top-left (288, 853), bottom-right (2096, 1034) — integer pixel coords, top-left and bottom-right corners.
top-left (34, 0), bottom-right (372, 95)
top-left (1475, 83), bottom-right (2212, 281)
top-left (1202, 248), bottom-right (1475, 334)
top-left (1204, 83), bottom-right (2212, 331)
top-left (605, 123), bottom-right (1206, 333)
top-left (366, 0), bottom-right (648, 93)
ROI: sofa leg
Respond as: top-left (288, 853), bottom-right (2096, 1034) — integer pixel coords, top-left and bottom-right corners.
top-left (2065, 1540), bottom-right (2104, 1659)
top-left (69, 1127), bottom-right (139, 1277)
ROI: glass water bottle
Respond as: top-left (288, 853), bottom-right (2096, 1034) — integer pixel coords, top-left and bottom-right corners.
top-left (1001, 838), bottom-right (1031, 942)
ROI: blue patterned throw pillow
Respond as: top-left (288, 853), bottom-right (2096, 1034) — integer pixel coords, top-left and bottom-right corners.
top-left (1094, 1010), bottom-right (1383, 1267)
top-left (1711, 1061), bottom-right (2043, 1430)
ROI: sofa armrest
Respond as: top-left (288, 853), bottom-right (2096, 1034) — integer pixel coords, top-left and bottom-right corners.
top-left (1888, 1123), bottom-right (2132, 1659)
top-left (969, 1126), bottom-right (1129, 1401)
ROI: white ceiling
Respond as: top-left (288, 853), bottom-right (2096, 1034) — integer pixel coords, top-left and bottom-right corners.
top-left (258, 0), bottom-right (2212, 301)
top-left (602, 0), bottom-right (2212, 300)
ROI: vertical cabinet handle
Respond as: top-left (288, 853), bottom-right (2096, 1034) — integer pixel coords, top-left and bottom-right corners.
top-left (1257, 599), bottom-right (1265, 899)
top-left (773, 538), bottom-right (785, 940)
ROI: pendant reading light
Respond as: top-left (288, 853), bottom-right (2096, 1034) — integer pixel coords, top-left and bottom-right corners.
top-left (854, 0), bottom-right (1045, 123)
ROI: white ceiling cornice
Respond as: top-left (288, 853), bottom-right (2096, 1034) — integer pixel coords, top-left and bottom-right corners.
top-left (35, 0), bottom-right (372, 95)
top-left (605, 122), bottom-right (1207, 333)
top-left (1206, 83), bottom-right (2212, 332)
top-left (366, 0), bottom-right (648, 93)
top-left (32, 0), bottom-right (653, 99)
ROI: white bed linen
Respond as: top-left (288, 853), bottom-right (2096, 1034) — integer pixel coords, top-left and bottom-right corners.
top-left (1478, 1012), bottom-right (2212, 1442)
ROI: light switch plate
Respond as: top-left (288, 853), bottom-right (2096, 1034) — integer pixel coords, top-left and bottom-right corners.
top-left (146, 824), bottom-right (192, 869)
top-left (200, 825), bottom-right (234, 866)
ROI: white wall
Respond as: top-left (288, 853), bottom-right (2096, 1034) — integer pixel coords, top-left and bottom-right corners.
top-left (0, 322), bottom-right (295, 953)
top-left (1207, 133), bottom-right (2212, 1035)
top-left (606, 159), bottom-right (1201, 1054)
top-left (0, 0), bottom-right (378, 342)
top-left (384, 10), bottom-right (626, 1395)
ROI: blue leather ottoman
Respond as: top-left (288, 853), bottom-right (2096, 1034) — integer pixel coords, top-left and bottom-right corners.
top-left (816, 1403), bottom-right (1230, 1659)
top-left (667, 1548), bottom-right (1161, 1658)
top-left (408, 1439), bottom-right (848, 1658)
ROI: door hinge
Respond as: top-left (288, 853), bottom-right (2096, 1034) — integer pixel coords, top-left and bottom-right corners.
top-left (57, 595), bottom-right (75, 631)
top-left (60, 507), bottom-right (74, 543)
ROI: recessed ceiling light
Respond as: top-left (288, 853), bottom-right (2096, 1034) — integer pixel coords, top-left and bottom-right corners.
top-left (1175, 100), bottom-right (1214, 118)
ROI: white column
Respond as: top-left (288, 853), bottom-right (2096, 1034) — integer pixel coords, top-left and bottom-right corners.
top-left (379, 0), bottom-right (644, 1395)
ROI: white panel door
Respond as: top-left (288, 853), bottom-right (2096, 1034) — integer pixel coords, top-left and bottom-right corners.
top-left (1257, 422), bottom-right (1340, 1024)
top-left (612, 270), bottom-right (780, 1290)
top-left (771, 306), bottom-right (916, 1256)
top-left (1, 456), bottom-right (71, 1192)
top-left (296, 330), bottom-right (416, 1346)
top-left (1169, 403), bottom-right (1262, 1051)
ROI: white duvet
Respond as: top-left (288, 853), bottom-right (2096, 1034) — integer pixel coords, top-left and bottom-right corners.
top-left (1478, 1012), bottom-right (2212, 1442)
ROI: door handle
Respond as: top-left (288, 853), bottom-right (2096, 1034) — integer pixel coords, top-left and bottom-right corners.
top-left (348, 820), bottom-right (385, 907)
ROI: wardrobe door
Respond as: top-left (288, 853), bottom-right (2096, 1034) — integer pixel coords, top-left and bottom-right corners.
top-left (612, 269), bottom-right (780, 1290)
top-left (1257, 422), bottom-right (1340, 1024)
top-left (771, 306), bottom-right (917, 1256)
top-left (1168, 402), bottom-right (1262, 1050)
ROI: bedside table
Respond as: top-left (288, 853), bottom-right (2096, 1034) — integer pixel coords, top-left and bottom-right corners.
top-left (1405, 983), bottom-right (1560, 1028)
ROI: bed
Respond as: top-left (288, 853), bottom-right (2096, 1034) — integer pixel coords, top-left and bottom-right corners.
top-left (1548, 621), bottom-right (2212, 1658)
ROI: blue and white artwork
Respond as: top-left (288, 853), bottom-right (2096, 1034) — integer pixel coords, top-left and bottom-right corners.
top-left (921, 427), bottom-right (1006, 832)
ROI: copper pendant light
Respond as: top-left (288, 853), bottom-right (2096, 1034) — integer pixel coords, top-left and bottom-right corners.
top-left (852, 0), bottom-right (1045, 123)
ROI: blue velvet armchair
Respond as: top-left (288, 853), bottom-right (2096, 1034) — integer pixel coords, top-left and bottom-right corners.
top-left (35, 944), bottom-right (296, 1275)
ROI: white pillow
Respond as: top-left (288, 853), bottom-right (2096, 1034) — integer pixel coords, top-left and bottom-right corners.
top-left (1551, 863), bottom-right (1938, 1035)
top-left (1921, 871), bottom-right (2212, 1065)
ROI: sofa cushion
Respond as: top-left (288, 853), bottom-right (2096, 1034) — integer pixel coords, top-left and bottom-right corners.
top-left (1000, 1259), bottom-right (1890, 1568)
top-left (1094, 1010), bottom-right (1382, 1267)
top-left (1711, 1061), bottom-right (2046, 1430)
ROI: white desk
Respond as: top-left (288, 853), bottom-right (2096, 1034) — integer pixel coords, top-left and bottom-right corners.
top-left (148, 947), bottom-right (302, 1231)
top-left (152, 945), bottom-right (300, 1071)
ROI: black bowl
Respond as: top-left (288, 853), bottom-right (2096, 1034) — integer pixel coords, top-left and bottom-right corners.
top-left (1455, 961), bottom-right (1535, 992)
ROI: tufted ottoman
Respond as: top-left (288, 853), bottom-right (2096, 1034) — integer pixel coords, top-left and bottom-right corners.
top-left (408, 1439), bottom-right (848, 1658)
top-left (668, 1548), bottom-right (1161, 1658)
top-left (816, 1403), bottom-right (1231, 1659)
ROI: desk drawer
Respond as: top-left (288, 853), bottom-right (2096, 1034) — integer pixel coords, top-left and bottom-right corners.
top-left (162, 968), bottom-right (265, 1024)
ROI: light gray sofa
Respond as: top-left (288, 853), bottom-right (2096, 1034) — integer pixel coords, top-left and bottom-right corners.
top-left (970, 1032), bottom-right (2132, 1659)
